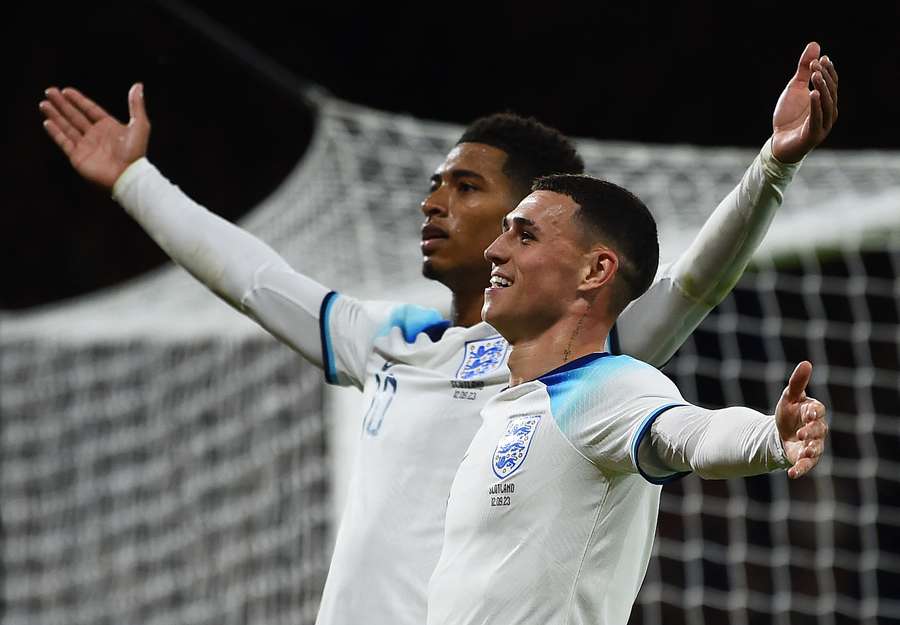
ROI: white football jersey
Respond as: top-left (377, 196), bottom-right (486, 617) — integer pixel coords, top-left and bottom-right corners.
top-left (427, 353), bottom-right (687, 625)
top-left (112, 139), bottom-right (799, 625)
top-left (315, 295), bottom-right (620, 624)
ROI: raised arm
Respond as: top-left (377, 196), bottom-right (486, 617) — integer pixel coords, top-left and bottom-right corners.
top-left (614, 42), bottom-right (839, 366)
top-left (40, 84), bottom-right (330, 367)
top-left (642, 362), bottom-right (828, 480)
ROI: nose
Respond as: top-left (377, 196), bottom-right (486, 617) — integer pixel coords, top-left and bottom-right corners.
top-left (420, 186), bottom-right (448, 218)
top-left (484, 232), bottom-right (509, 265)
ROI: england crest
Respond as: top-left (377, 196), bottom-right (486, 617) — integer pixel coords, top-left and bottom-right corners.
top-left (456, 336), bottom-right (509, 380)
top-left (492, 415), bottom-right (541, 479)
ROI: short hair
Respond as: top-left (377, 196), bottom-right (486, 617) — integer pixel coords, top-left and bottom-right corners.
top-left (532, 174), bottom-right (658, 314)
top-left (457, 113), bottom-right (584, 198)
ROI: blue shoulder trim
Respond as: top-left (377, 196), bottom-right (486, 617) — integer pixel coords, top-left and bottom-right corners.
top-left (539, 353), bottom-right (614, 425)
top-left (631, 403), bottom-right (691, 485)
top-left (319, 291), bottom-right (339, 385)
top-left (537, 352), bottom-right (611, 383)
top-left (377, 304), bottom-right (450, 343)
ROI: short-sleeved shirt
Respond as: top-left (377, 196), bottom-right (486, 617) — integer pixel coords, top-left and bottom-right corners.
top-left (315, 294), bottom-right (622, 624)
top-left (426, 352), bottom-right (687, 625)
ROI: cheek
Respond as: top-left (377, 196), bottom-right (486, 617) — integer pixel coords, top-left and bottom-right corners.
top-left (455, 200), bottom-right (505, 237)
top-left (459, 218), bottom-right (503, 255)
top-left (532, 258), bottom-right (581, 295)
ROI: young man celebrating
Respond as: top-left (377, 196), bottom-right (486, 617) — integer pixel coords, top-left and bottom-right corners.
top-left (39, 42), bottom-right (837, 625)
top-left (427, 175), bottom-right (828, 625)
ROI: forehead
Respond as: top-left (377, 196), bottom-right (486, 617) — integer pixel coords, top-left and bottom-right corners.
top-left (435, 142), bottom-right (509, 178)
top-left (508, 190), bottom-right (579, 227)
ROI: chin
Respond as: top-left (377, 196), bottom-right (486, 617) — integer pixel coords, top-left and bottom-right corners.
top-left (482, 305), bottom-right (506, 333)
top-left (422, 260), bottom-right (441, 281)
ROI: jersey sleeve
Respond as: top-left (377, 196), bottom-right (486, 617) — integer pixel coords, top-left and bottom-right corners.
top-left (549, 357), bottom-right (793, 484)
top-left (319, 294), bottom-right (396, 388)
top-left (612, 138), bottom-right (803, 366)
top-left (113, 159), bottom-right (448, 392)
top-left (113, 158), bottom-right (335, 367)
top-left (548, 356), bottom-right (689, 481)
top-left (643, 404), bottom-right (792, 480)
top-left (321, 295), bottom-right (449, 389)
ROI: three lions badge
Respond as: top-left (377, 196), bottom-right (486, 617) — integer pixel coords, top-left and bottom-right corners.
top-left (493, 415), bottom-right (541, 479)
top-left (457, 337), bottom-right (509, 380)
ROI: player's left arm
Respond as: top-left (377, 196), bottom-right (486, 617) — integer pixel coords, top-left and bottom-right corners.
top-left (612, 42), bottom-right (838, 366)
top-left (643, 361), bottom-right (828, 480)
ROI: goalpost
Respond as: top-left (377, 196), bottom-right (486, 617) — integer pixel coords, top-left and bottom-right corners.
top-left (3, 96), bottom-right (899, 625)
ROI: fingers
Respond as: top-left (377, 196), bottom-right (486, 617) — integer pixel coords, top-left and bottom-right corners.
top-left (788, 456), bottom-right (819, 479)
top-left (789, 398), bottom-right (827, 479)
top-left (41, 118), bottom-right (76, 158)
top-left (784, 361), bottom-right (813, 402)
top-left (812, 70), bottom-right (834, 131)
top-left (60, 87), bottom-right (111, 124)
top-left (44, 87), bottom-right (93, 134)
top-left (802, 398), bottom-right (826, 424)
top-left (811, 65), bottom-right (835, 131)
top-left (792, 41), bottom-right (821, 85)
top-left (798, 416), bottom-right (827, 440)
top-left (39, 99), bottom-right (82, 145)
top-left (808, 89), bottom-right (823, 136)
top-left (128, 83), bottom-right (149, 126)
top-left (821, 56), bottom-right (838, 96)
top-left (789, 437), bottom-right (825, 478)
top-left (816, 58), bottom-right (838, 107)
top-left (820, 56), bottom-right (839, 123)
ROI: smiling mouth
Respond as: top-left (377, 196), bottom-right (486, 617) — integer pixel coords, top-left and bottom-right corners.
top-left (489, 275), bottom-right (512, 288)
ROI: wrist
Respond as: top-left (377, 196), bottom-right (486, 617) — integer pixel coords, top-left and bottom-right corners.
top-left (111, 158), bottom-right (151, 201)
top-left (763, 137), bottom-right (804, 182)
top-left (768, 420), bottom-right (793, 470)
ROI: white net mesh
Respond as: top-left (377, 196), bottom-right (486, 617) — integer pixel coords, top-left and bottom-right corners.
top-left (3, 96), bottom-right (900, 624)
top-left (640, 239), bottom-right (900, 625)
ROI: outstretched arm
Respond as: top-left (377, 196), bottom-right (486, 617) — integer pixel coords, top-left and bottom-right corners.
top-left (614, 42), bottom-right (839, 366)
top-left (40, 84), bottom-right (330, 367)
top-left (641, 362), bottom-right (828, 480)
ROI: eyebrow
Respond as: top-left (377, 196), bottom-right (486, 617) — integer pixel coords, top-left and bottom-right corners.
top-left (430, 169), bottom-right (487, 184)
top-left (501, 215), bottom-right (537, 231)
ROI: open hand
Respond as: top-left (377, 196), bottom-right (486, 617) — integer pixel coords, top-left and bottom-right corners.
top-left (40, 83), bottom-right (150, 189)
top-left (771, 42), bottom-right (839, 163)
top-left (775, 361), bottom-right (828, 479)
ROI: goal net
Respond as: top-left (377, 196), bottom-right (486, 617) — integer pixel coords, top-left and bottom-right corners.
top-left (2, 95), bottom-right (899, 625)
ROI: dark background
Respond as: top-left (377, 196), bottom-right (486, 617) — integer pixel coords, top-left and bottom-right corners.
top-left (5, 0), bottom-right (898, 310)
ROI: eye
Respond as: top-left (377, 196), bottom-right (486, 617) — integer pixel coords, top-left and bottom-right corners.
top-left (459, 182), bottom-right (478, 192)
top-left (428, 179), bottom-right (440, 193)
top-left (519, 231), bottom-right (535, 243)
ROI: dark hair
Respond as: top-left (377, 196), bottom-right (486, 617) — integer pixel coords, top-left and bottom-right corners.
top-left (532, 174), bottom-right (658, 314)
top-left (457, 113), bottom-right (584, 198)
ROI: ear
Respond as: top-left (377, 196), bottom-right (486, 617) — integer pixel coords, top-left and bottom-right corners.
top-left (577, 246), bottom-right (618, 293)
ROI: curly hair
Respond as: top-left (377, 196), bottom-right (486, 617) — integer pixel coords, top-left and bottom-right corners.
top-left (457, 113), bottom-right (584, 198)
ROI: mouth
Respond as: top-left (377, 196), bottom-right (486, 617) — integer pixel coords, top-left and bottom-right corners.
top-left (421, 224), bottom-right (449, 254)
top-left (486, 272), bottom-right (513, 291)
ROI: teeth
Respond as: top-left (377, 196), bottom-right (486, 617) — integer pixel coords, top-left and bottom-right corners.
top-left (490, 276), bottom-right (512, 288)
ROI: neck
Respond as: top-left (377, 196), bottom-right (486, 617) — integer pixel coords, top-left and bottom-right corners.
top-left (450, 288), bottom-right (487, 328)
top-left (505, 313), bottom-right (611, 387)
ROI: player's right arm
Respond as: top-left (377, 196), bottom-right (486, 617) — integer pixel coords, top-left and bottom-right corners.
top-left (40, 83), bottom-right (389, 387)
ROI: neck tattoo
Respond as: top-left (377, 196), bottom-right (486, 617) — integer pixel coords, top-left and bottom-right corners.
top-left (562, 310), bottom-right (589, 363)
